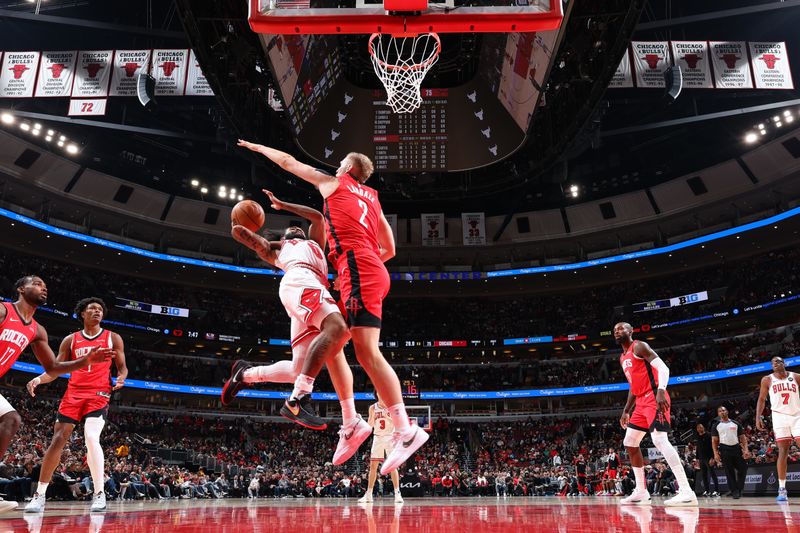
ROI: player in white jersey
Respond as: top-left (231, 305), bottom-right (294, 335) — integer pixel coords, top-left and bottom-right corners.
top-left (359, 391), bottom-right (403, 503)
top-left (223, 190), bottom-right (372, 464)
top-left (756, 356), bottom-right (800, 502)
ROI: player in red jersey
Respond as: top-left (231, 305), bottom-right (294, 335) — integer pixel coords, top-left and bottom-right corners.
top-left (615, 322), bottom-right (696, 507)
top-left (0, 277), bottom-right (113, 513)
top-left (24, 297), bottom-right (127, 513)
top-left (238, 140), bottom-right (427, 474)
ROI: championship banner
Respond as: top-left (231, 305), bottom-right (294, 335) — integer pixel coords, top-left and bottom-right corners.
top-left (749, 42), bottom-right (794, 90)
top-left (151, 49), bottom-right (189, 96)
top-left (109, 49), bottom-right (151, 96)
top-left (709, 41), bottom-right (753, 89)
top-left (385, 213), bottom-right (398, 244)
top-left (608, 48), bottom-right (634, 88)
top-left (421, 213), bottom-right (445, 246)
top-left (68, 98), bottom-right (107, 116)
top-left (461, 212), bottom-right (486, 246)
top-left (34, 51), bottom-right (77, 97)
top-left (72, 50), bottom-right (113, 97)
top-left (185, 49), bottom-right (213, 96)
top-left (670, 41), bottom-right (713, 88)
top-left (0, 51), bottom-right (40, 98)
top-left (631, 42), bottom-right (671, 88)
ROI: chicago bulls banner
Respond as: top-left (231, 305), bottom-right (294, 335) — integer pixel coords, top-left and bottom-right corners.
top-left (385, 213), bottom-right (399, 245)
top-left (34, 51), bottom-right (77, 97)
top-left (421, 213), bottom-right (445, 246)
top-left (185, 49), bottom-right (213, 96)
top-left (72, 50), bottom-right (113, 97)
top-left (110, 50), bottom-right (151, 96)
top-left (608, 48), bottom-right (633, 88)
top-left (461, 212), bottom-right (486, 246)
top-left (670, 41), bottom-right (713, 88)
top-left (749, 42), bottom-right (794, 90)
top-left (631, 42), bottom-right (670, 88)
top-left (709, 41), bottom-right (753, 89)
top-left (151, 49), bottom-right (189, 96)
top-left (68, 98), bottom-right (107, 116)
top-left (0, 51), bottom-right (40, 98)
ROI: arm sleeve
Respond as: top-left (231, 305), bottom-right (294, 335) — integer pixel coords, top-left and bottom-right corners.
top-left (649, 357), bottom-right (670, 390)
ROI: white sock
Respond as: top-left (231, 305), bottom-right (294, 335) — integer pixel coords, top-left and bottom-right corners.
top-left (243, 362), bottom-right (296, 384)
top-left (633, 466), bottom-right (645, 492)
top-left (387, 403), bottom-right (411, 433)
top-left (340, 397), bottom-right (357, 426)
top-left (654, 438), bottom-right (691, 492)
top-left (36, 482), bottom-right (49, 496)
top-left (779, 478), bottom-right (786, 489)
top-left (85, 417), bottom-right (106, 495)
top-left (291, 373), bottom-right (315, 400)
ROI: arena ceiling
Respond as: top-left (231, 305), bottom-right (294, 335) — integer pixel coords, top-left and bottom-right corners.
top-left (0, 0), bottom-right (799, 218)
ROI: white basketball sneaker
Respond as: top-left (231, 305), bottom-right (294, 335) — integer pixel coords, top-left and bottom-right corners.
top-left (664, 490), bottom-right (698, 507)
top-left (23, 492), bottom-right (45, 513)
top-left (91, 492), bottom-right (107, 512)
top-left (358, 493), bottom-right (374, 504)
top-left (333, 416), bottom-right (373, 466)
top-left (394, 491), bottom-right (404, 504)
top-left (380, 426), bottom-right (429, 476)
top-left (620, 490), bottom-right (651, 505)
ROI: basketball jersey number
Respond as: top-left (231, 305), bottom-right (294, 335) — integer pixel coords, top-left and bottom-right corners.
top-left (782, 393), bottom-right (790, 405)
top-left (378, 419), bottom-right (386, 430)
top-left (357, 199), bottom-right (369, 229)
top-left (0, 347), bottom-right (15, 367)
top-left (299, 288), bottom-right (323, 320)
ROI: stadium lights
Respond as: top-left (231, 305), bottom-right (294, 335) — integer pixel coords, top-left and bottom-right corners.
top-left (744, 132), bottom-right (758, 143)
top-left (200, 187), bottom-right (208, 194)
top-left (218, 189), bottom-right (226, 198)
top-left (20, 122), bottom-right (30, 131)
top-left (45, 135), bottom-right (52, 142)
top-left (1, 112), bottom-right (14, 125)
top-left (237, 195), bottom-right (243, 201)
top-left (773, 115), bottom-right (780, 122)
top-left (219, 185), bottom-right (226, 193)
top-left (33, 123), bottom-right (41, 130)
top-left (784, 110), bottom-right (792, 117)
top-left (776, 121), bottom-right (783, 128)
top-left (787, 116), bottom-right (795, 124)
top-left (31, 129), bottom-right (39, 136)
top-left (190, 179), bottom-right (199, 187)
top-left (47, 129), bottom-right (54, 135)
top-left (57, 140), bottom-right (64, 147)
top-left (59, 135), bottom-right (66, 141)
top-left (65, 144), bottom-right (79, 154)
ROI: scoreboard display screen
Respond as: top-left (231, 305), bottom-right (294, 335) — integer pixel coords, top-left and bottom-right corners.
top-left (402, 380), bottom-right (420, 400)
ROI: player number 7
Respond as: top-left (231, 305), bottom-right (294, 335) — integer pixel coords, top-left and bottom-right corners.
top-left (782, 393), bottom-right (790, 405)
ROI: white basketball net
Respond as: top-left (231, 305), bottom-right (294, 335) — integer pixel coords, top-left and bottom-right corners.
top-left (369, 33), bottom-right (441, 114)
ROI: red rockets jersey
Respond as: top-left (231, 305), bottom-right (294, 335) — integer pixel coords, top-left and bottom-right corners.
top-left (619, 340), bottom-right (659, 397)
top-left (67, 329), bottom-right (113, 393)
top-left (0, 302), bottom-right (38, 379)
top-left (323, 172), bottom-right (382, 263)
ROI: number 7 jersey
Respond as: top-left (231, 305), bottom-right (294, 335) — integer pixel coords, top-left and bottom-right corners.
top-left (323, 172), bottom-right (382, 263)
top-left (769, 372), bottom-right (800, 416)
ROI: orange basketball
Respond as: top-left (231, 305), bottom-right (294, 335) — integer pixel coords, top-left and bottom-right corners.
top-left (231, 200), bottom-right (265, 232)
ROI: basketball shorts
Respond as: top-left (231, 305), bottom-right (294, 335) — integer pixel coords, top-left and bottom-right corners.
top-left (605, 469), bottom-right (617, 480)
top-left (335, 249), bottom-right (390, 329)
top-left (370, 435), bottom-right (394, 462)
top-left (772, 412), bottom-right (800, 441)
top-left (0, 394), bottom-right (15, 417)
top-left (279, 268), bottom-right (340, 337)
top-left (57, 390), bottom-right (110, 425)
top-left (628, 390), bottom-right (671, 432)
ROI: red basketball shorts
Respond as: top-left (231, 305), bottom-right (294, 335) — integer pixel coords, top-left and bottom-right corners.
top-left (57, 389), bottom-right (110, 425)
top-left (335, 249), bottom-right (390, 329)
top-left (628, 390), bottom-right (671, 432)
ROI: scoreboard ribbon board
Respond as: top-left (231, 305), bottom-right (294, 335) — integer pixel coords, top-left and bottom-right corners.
top-left (632, 290), bottom-right (709, 313)
top-left (115, 297), bottom-right (189, 317)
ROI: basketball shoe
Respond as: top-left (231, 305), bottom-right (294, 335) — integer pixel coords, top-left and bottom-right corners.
top-left (24, 492), bottom-right (44, 513)
top-left (620, 490), bottom-right (651, 505)
top-left (280, 394), bottom-right (327, 430)
top-left (91, 492), bottom-right (106, 512)
top-left (664, 490), bottom-right (698, 506)
top-left (221, 360), bottom-right (253, 406)
top-left (380, 426), bottom-right (429, 475)
top-left (333, 415), bottom-right (372, 465)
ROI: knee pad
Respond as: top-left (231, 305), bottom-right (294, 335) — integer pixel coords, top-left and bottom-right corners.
top-left (623, 428), bottom-right (646, 448)
top-left (84, 417), bottom-right (105, 445)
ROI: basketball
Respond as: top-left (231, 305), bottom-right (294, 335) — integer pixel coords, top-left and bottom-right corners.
top-left (231, 200), bottom-right (265, 232)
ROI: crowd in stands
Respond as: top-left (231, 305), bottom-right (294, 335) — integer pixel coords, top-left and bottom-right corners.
top-left (1, 386), bottom-right (798, 504)
top-left (1, 245), bottom-right (799, 342)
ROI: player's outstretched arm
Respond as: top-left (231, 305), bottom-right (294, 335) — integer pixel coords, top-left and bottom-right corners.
top-left (27, 335), bottom-right (71, 396)
top-left (112, 332), bottom-right (128, 391)
top-left (238, 140), bottom-right (335, 189)
top-left (231, 225), bottom-right (278, 266)
top-left (32, 325), bottom-right (114, 378)
top-left (755, 375), bottom-right (770, 431)
top-left (262, 189), bottom-right (326, 248)
top-left (377, 212), bottom-right (396, 262)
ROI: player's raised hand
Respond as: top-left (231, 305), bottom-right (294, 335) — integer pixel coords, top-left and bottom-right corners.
top-left (26, 376), bottom-right (41, 397)
top-left (237, 139), bottom-right (267, 153)
top-left (86, 347), bottom-right (116, 365)
top-left (262, 189), bottom-right (285, 211)
top-left (231, 225), bottom-right (272, 263)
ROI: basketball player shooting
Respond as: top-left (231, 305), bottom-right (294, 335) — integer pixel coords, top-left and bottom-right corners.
top-left (359, 391), bottom-right (404, 504)
top-left (238, 140), bottom-right (427, 474)
top-left (756, 356), bottom-right (800, 502)
top-left (615, 322), bottom-right (697, 506)
top-left (25, 297), bottom-right (127, 513)
top-left (0, 276), bottom-right (114, 513)
top-left (223, 190), bottom-right (372, 465)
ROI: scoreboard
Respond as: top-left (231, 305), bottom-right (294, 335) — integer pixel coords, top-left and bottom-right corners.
top-left (401, 379), bottom-right (420, 400)
top-left (373, 89), bottom-right (448, 172)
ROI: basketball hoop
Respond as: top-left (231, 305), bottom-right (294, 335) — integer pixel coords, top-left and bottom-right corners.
top-left (368, 32), bottom-right (441, 114)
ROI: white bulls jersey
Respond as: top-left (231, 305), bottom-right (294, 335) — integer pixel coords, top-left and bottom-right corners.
top-left (275, 239), bottom-right (328, 281)
top-left (372, 403), bottom-right (394, 437)
top-left (769, 372), bottom-right (800, 416)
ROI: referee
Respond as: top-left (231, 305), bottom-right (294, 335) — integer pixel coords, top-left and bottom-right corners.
top-left (711, 406), bottom-right (751, 499)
